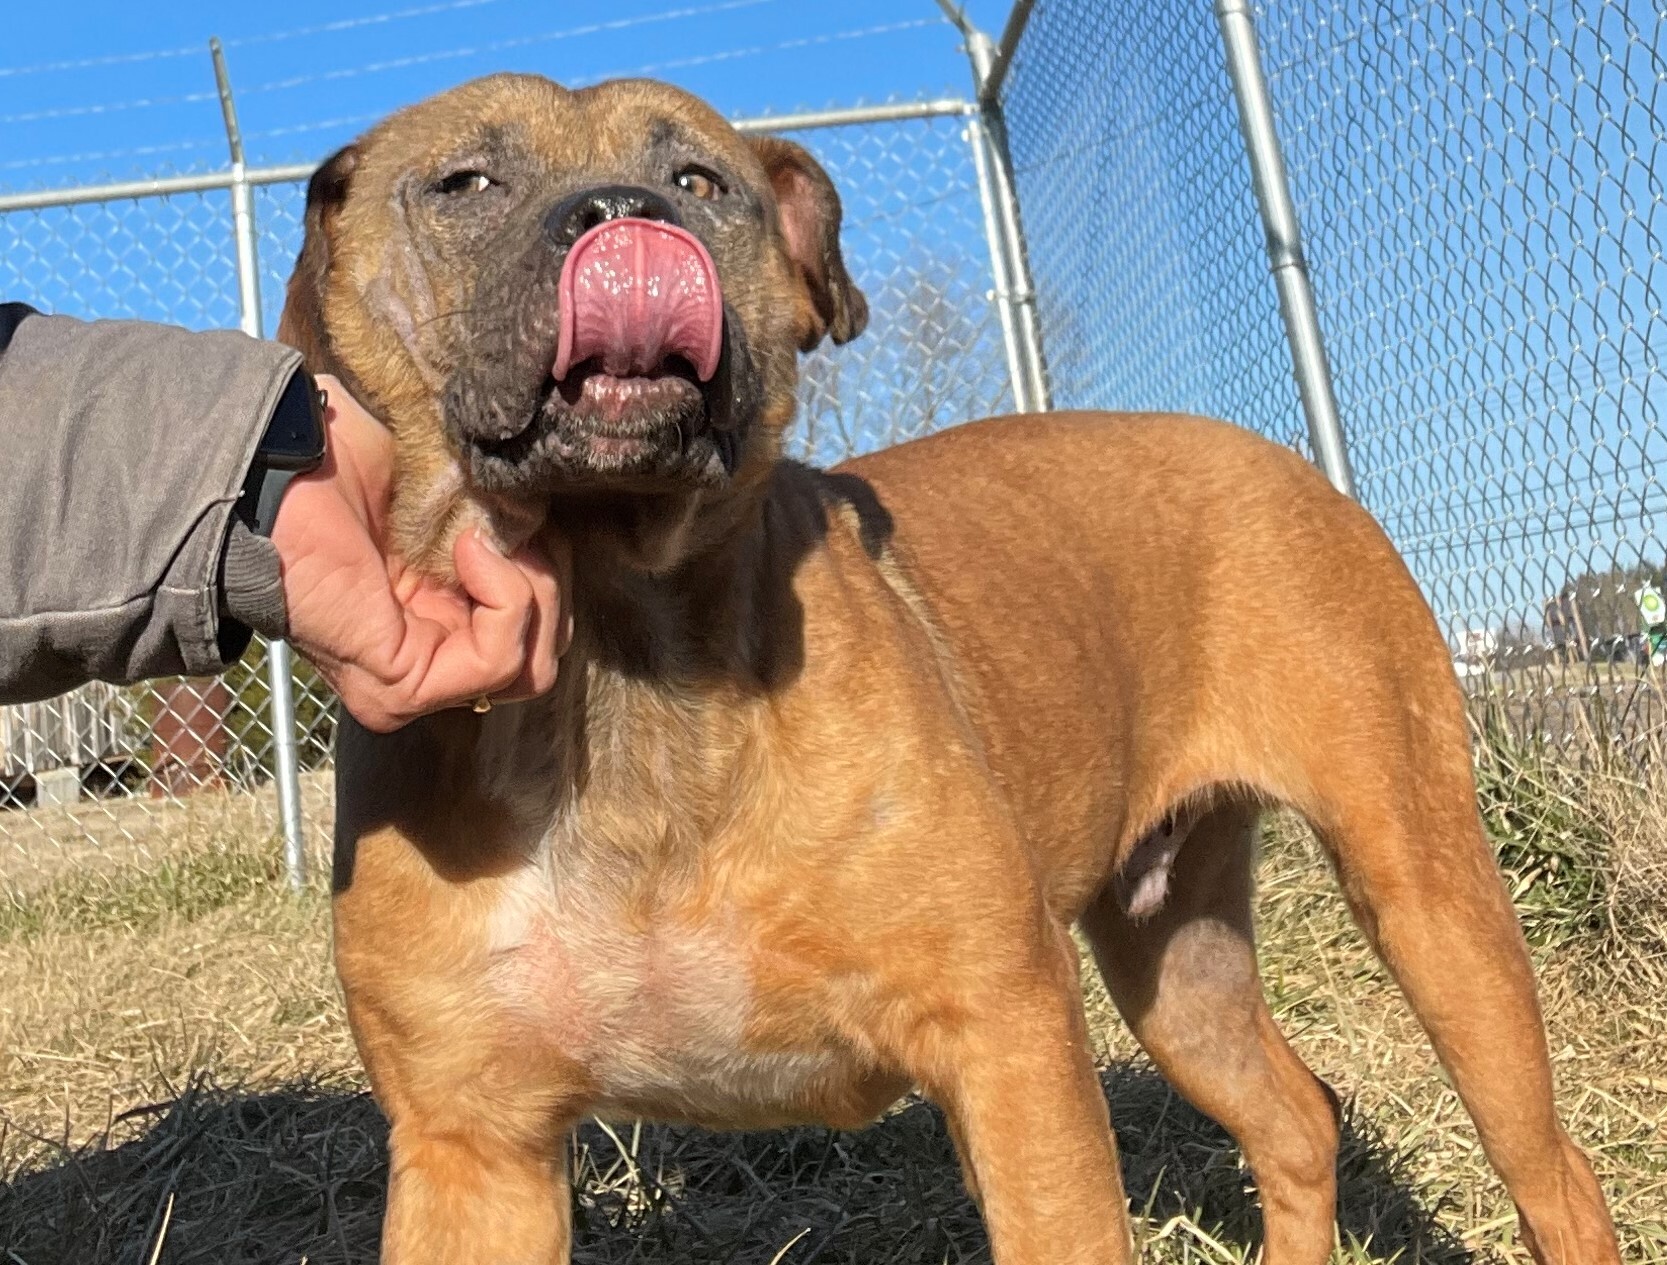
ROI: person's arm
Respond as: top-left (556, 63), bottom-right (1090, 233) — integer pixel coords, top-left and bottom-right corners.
top-left (0, 307), bottom-right (568, 726)
top-left (0, 303), bottom-right (301, 703)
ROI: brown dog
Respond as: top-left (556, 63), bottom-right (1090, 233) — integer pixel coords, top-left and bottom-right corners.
top-left (277, 73), bottom-right (1620, 1264)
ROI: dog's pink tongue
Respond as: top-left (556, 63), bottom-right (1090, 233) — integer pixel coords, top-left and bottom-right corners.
top-left (554, 218), bottom-right (723, 382)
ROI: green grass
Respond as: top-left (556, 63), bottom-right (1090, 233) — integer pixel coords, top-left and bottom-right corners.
top-left (1474, 742), bottom-right (1615, 951)
top-left (0, 837), bottom-right (290, 943)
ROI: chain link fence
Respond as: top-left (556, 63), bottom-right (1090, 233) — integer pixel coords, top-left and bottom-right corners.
top-left (9, 0), bottom-right (1667, 884)
top-left (1004, 0), bottom-right (1667, 756)
top-left (0, 100), bottom-right (1011, 884)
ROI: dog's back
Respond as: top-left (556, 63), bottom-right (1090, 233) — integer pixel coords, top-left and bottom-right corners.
top-left (834, 410), bottom-right (1467, 918)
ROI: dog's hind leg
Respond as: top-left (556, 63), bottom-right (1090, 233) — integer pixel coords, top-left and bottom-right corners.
top-left (1299, 730), bottom-right (1620, 1265)
top-left (1081, 801), bottom-right (1340, 1265)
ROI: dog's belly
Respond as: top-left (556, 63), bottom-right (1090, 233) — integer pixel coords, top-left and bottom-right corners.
top-left (483, 876), bottom-right (897, 1130)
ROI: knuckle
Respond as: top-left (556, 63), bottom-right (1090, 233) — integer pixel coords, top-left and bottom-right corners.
top-left (362, 708), bottom-right (401, 734)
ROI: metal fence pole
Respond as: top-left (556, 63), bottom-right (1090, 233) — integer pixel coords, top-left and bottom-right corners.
top-left (966, 27), bottom-right (1050, 412)
top-left (211, 39), bottom-right (307, 891)
top-left (978, 0), bottom-right (1037, 108)
top-left (967, 114), bottom-right (1033, 413)
top-left (1214, 0), bottom-right (1356, 498)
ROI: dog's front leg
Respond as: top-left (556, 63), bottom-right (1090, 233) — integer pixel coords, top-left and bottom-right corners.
top-left (382, 1124), bottom-right (572, 1265)
top-left (923, 923), bottom-right (1135, 1264)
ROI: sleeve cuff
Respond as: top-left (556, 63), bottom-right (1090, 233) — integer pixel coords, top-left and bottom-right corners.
top-left (217, 518), bottom-right (289, 652)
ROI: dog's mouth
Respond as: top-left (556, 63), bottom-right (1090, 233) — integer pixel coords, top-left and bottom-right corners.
top-left (462, 218), bottom-right (728, 491)
top-left (475, 362), bottom-right (705, 464)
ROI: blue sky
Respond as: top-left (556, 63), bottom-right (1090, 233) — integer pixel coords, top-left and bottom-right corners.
top-left (1, 0), bottom-right (1023, 474)
top-left (2, 0), bottom-right (1011, 190)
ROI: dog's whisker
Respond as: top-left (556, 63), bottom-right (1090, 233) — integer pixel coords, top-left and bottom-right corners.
top-left (414, 307), bottom-right (480, 331)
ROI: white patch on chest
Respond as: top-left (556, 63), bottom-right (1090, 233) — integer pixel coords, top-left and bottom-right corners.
top-left (483, 863), bottom-right (841, 1119)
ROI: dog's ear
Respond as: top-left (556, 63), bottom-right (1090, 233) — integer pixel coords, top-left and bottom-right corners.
top-left (276, 144), bottom-right (359, 374)
top-left (750, 136), bottom-right (868, 351)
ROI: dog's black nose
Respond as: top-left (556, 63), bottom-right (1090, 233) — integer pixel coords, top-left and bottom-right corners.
top-left (544, 185), bottom-right (682, 248)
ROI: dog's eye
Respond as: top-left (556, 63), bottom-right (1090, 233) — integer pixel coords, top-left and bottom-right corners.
top-left (431, 170), bottom-right (497, 196)
top-left (674, 166), bottom-right (725, 202)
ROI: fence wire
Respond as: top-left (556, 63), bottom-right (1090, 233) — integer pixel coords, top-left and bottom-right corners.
top-left (0, 103), bottom-right (1009, 879)
top-left (1005, 0), bottom-right (1667, 755)
top-left (12, 0), bottom-right (1667, 880)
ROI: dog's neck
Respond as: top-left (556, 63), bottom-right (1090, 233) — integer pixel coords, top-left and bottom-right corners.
top-left (430, 461), bottom-right (829, 860)
top-left (343, 455), bottom-right (896, 880)
top-left (555, 462), bottom-right (818, 694)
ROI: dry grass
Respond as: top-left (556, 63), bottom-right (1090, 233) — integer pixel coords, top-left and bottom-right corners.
top-left (0, 770), bottom-right (333, 896)
top-left (0, 747), bottom-right (1663, 1263)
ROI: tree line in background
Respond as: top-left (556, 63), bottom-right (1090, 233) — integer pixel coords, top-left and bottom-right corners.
top-left (1492, 561), bottom-right (1666, 669)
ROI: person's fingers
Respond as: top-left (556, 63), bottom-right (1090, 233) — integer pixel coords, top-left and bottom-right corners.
top-left (454, 525), bottom-right (529, 596)
top-left (318, 660), bottom-right (404, 734)
top-left (397, 570), bottom-right (473, 633)
top-left (526, 552), bottom-right (562, 693)
top-left (496, 544), bottom-right (563, 701)
top-left (318, 527), bottom-right (569, 728)
top-left (453, 528), bottom-right (538, 641)
top-left (397, 528), bottom-right (535, 711)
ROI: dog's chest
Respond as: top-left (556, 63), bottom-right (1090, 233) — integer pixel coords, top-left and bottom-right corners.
top-left (482, 863), bottom-right (845, 1123)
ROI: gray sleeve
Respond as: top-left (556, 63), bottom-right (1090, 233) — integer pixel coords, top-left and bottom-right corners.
top-left (0, 305), bottom-right (303, 704)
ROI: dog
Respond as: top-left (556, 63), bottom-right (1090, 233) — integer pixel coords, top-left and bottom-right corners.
top-left (277, 73), bottom-right (1620, 1264)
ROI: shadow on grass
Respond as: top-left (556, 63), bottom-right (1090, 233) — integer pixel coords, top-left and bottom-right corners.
top-left (0, 1066), bottom-right (1468, 1264)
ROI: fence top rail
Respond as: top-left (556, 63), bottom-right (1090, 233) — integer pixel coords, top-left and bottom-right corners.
top-left (0, 97), bottom-right (976, 215)
top-left (982, 0), bottom-right (1038, 105)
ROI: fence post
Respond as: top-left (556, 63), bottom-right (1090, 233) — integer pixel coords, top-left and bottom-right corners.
top-left (948, 1), bottom-right (1049, 415)
top-left (967, 114), bottom-right (1032, 414)
top-left (1214, 0), bottom-right (1356, 498)
top-left (211, 39), bottom-right (307, 891)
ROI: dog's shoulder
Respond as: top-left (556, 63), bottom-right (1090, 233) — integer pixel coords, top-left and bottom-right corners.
top-left (789, 461), bottom-right (897, 563)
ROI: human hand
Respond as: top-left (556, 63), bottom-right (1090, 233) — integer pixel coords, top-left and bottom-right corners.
top-left (270, 375), bottom-right (570, 733)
